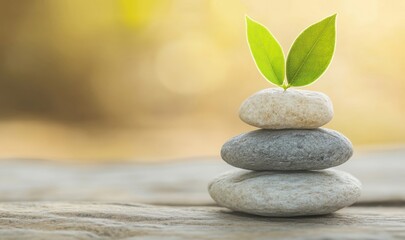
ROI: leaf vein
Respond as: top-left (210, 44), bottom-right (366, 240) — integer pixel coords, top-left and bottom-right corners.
top-left (257, 31), bottom-right (280, 84)
top-left (288, 17), bottom-right (334, 85)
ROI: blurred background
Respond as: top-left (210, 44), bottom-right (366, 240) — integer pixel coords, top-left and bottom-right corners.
top-left (0, 0), bottom-right (403, 161)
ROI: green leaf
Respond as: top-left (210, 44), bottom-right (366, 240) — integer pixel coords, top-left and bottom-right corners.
top-left (246, 16), bottom-right (285, 87)
top-left (286, 14), bottom-right (336, 87)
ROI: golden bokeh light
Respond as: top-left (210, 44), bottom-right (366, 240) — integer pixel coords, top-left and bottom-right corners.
top-left (156, 33), bottom-right (229, 95)
top-left (0, 0), bottom-right (403, 161)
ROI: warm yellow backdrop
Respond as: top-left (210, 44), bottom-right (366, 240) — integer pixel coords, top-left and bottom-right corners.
top-left (0, 0), bottom-right (404, 161)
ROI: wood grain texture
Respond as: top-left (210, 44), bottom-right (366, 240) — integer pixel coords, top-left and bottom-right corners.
top-left (0, 202), bottom-right (404, 240)
top-left (0, 148), bottom-right (404, 239)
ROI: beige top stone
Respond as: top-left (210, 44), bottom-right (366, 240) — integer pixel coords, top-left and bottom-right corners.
top-left (239, 88), bottom-right (333, 129)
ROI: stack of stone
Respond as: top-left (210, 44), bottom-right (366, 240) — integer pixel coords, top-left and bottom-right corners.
top-left (209, 88), bottom-right (361, 217)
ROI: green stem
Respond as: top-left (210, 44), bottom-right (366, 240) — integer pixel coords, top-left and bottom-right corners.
top-left (281, 83), bottom-right (290, 91)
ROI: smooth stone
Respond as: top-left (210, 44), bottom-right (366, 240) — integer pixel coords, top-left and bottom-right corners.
top-left (239, 88), bottom-right (333, 129)
top-left (208, 169), bottom-right (362, 217)
top-left (221, 128), bottom-right (353, 170)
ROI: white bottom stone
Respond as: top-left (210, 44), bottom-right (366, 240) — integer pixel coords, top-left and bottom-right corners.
top-left (208, 169), bottom-right (361, 217)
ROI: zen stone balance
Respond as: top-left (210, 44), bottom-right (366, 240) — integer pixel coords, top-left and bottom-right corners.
top-left (208, 88), bottom-right (361, 217)
top-left (209, 15), bottom-right (361, 216)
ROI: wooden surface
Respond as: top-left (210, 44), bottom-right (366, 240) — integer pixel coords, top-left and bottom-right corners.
top-left (0, 203), bottom-right (404, 240)
top-left (0, 148), bottom-right (404, 239)
top-left (0, 148), bottom-right (404, 205)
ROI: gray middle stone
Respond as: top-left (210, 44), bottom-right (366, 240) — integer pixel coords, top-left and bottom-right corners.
top-left (221, 128), bottom-right (353, 171)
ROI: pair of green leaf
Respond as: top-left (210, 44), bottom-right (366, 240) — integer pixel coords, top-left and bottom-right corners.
top-left (246, 14), bottom-right (336, 89)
